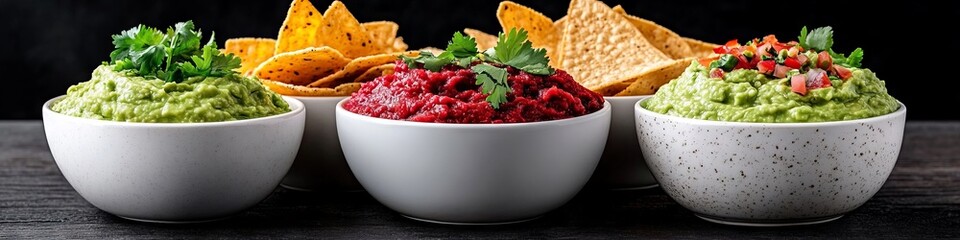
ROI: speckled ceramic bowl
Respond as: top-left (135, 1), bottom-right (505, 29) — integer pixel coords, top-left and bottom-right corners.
top-left (635, 100), bottom-right (906, 226)
top-left (588, 96), bottom-right (657, 190)
top-left (42, 96), bottom-right (305, 223)
top-left (280, 96), bottom-right (363, 192)
top-left (337, 100), bottom-right (611, 225)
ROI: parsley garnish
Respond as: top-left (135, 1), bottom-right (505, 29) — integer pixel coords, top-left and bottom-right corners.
top-left (489, 29), bottom-right (554, 75)
top-left (400, 28), bottom-right (554, 109)
top-left (471, 64), bottom-right (510, 108)
top-left (109, 21), bottom-right (241, 82)
top-left (798, 26), bottom-right (864, 68)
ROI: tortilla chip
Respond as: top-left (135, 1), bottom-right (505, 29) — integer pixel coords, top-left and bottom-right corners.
top-left (260, 79), bottom-right (357, 96)
top-left (554, 16), bottom-right (566, 28)
top-left (224, 38), bottom-right (276, 76)
top-left (496, 1), bottom-right (559, 61)
top-left (551, 17), bottom-right (566, 67)
top-left (552, 17), bottom-right (566, 66)
top-left (253, 46), bottom-right (350, 86)
top-left (308, 51), bottom-right (417, 88)
top-left (361, 21), bottom-right (399, 53)
top-left (389, 37), bottom-right (409, 53)
top-left (684, 37), bottom-right (720, 57)
top-left (334, 82), bottom-right (363, 94)
top-left (611, 5), bottom-right (692, 59)
top-left (464, 28), bottom-right (499, 51)
top-left (275, 0), bottom-right (324, 54)
top-left (615, 58), bottom-right (695, 96)
top-left (320, 1), bottom-right (378, 58)
top-left (354, 63), bottom-right (396, 83)
top-left (418, 47), bottom-right (444, 56)
top-left (559, 0), bottom-right (671, 91)
top-left (592, 80), bottom-right (632, 96)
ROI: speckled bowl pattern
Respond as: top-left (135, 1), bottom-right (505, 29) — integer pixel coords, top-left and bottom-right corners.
top-left (280, 96), bottom-right (363, 192)
top-left (337, 100), bottom-right (611, 225)
top-left (589, 96), bottom-right (657, 190)
top-left (42, 96), bottom-right (305, 223)
top-left (635, 100), bottom-right (906, 226)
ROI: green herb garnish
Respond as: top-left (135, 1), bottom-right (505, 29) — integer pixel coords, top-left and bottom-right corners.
top-left (109, 21), bottom-right (241, 82)
top-left (400, 28), bottom-right (554, 109)
top-left (798, 26), bottom-right (864, 68)
top-left (488, 29), bottom-right (554, 75)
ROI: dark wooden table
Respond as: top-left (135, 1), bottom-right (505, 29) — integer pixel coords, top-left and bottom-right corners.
top-left (2, 121), bottom-right (957, 239)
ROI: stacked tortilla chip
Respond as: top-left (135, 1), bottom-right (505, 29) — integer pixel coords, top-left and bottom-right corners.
top-left (467, 0), bottom-right (721, 96)
top-left (224, 0), bottom-right (415, 96)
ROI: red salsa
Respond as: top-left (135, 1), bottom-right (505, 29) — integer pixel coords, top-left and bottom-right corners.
top-left (343, 61), bottom-right (604, 123)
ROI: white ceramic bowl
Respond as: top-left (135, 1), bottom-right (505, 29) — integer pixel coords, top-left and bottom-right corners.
top-left (337, 100), bottom-right (611, 225)
top-left (635, 100), bottom-right (906, 226)
top-left (589, 96), bottom-right (657, 190)
top-left (42, 96), bottom-right (305, 223)
top-left (280, 96), bottom-right (363, 192)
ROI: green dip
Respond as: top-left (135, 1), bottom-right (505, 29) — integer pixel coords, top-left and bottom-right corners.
top-left (53, 65), bottom-right (290, 123)
top-left (641, 62), bottom-right (899, 122)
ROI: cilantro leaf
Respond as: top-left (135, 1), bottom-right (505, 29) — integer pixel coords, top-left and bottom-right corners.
top-left (399, 51), bottom-right (454, 72)
top-left (845, 48), bottom-right (864, 68)
top-left (181, 35), bottom-right (241, 78)
top-left (108, 20), bottom-right (242, 82)
top-left (447, 32), bottom-right (479, 59)
top-left (798, 26), bottom-right (808, 50)
top-left (801, 26), bottom-right (834, 52)
top-left (800, 26), bottom-right (865, 68)
top-left (397, 28), bottom-right (555, 109)
top-left (492, 28), bottom-right (555, 75)
top-left (110, 25), bottom-right (165, 76)
top-left (829, 47), bottom-right (864, 68)
top-left (471, 64), bottom-right (510, 109)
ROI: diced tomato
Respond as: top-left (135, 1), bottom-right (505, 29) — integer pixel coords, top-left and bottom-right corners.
top-left (762, 35), bottom-right (778, 45)
top-left (817, 51), bottom-right (833, 69)
top-left (735, 54), bottom-right (752, 69)
top-left (749, 53), bottom-right (761, 68)
top-left (713, 45), bottom-right (731, 54)
top-left (806, 69), bottom-right (832, 89)
top-left (728, 47), bottom-right (740, 56)
top-left (773, 65), bottom-right (791, 78)
top-left (797, 54), bottom-right (809, 66)
top-left (817, 74), bottom-right (832, 88)
top-left (773, 42), bottom-right (791, 53)
top-left (757, 60), bottom-right (776, 74)
top-left (710, 68), bottom-right (725, 79)
top-left (791, 75), bottom-right (808, 95)
top-left (725, 39), bottom-right (739, 47)
top-left (757, 43), bottom-right (773, 57)
top-left (783, 57), bottom-right (802, 69)
top-left (698, 56), bottom-right (719, 67)
top-left (833, 64), bottom-right (853, 80)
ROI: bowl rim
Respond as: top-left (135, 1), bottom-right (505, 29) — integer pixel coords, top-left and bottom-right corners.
top-left (602, 95), bottom-right (651, 99)
top-left (634, 98), bottom-right (906, 127)
top-left (287, 95), bottom-right (350, 99)
top-left (42, 95), bottom-right (305, 128)
top-left (336, 98), bottom-right (611, 128)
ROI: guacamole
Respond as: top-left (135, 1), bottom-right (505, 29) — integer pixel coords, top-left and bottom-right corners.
top-left (642, 61), bottom-right (898, 123)
top-left (53, 65), bottom-right (290, 123)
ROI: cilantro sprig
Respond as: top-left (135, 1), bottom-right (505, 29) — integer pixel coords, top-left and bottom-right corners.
top-left (798, 26), bottom-right (864, 68)
top-left (109, 21), bottom-right (241, 82)
top-left (400, 28), bottom-right (554, 109)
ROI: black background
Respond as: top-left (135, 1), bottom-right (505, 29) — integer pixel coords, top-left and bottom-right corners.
top-left (2, 0), bottom-right (956, 120)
